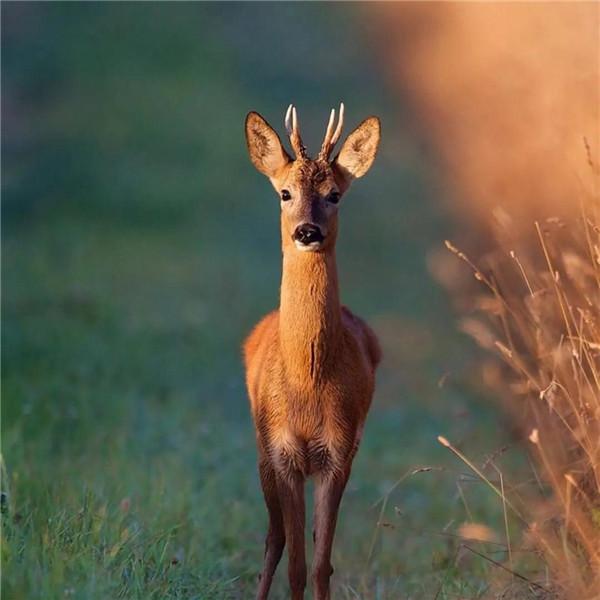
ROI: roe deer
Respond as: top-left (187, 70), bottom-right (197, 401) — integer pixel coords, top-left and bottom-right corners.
top-left (244, 103), bottom-right (381, 600)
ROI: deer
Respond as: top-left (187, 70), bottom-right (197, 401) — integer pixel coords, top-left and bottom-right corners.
top-left (243, 103), bottom-right (381, 600)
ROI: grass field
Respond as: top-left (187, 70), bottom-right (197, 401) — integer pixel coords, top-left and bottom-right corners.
top-left (2, 4), bottom-right (530, 598)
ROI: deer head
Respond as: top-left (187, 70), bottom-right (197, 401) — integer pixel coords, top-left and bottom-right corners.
top-left (245, 104), bottom-right (380, 253)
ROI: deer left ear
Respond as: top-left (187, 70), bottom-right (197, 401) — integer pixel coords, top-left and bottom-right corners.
top-left (332, 117), bottom-right (380, 188)
top-left (245, 112), bottom-right (291, 178)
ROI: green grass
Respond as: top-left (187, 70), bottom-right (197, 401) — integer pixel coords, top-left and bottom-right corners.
top-left (2, 4), bottom-right (532, 598)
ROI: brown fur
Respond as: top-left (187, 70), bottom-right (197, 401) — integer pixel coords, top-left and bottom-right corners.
top-left (244, 107), bottom-right (381, 600)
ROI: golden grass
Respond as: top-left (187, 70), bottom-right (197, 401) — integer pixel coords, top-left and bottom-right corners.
top-left (442, 198), bottom-right (600, 597)
top-left (374, 3), bottom-right (599, 595)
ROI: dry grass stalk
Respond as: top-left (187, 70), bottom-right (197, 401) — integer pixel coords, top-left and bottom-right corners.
top-left (447, 204), bottom-right (600, 598)
top-left (372, 4), bottom-right (599, 594)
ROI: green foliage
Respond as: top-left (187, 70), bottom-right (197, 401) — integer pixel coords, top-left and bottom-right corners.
top-left (2, 4), bottom-right (524, 598)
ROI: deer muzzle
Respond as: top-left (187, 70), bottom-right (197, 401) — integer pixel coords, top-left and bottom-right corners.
top-left (292, 223), bottom-right (325, 251)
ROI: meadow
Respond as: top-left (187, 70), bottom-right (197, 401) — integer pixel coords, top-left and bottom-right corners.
top-left (2, 4), bottom-right (534, 598)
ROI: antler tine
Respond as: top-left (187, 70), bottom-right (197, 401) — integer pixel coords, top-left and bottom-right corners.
top-left (284, 103), bottom-right (306, 159)
top-left (322, 108), bottom-right (336, 147)
top-left (330, 102), bottom-right (344, 147)
top-left (285, 104), bottom-right (293, 136)
top-left (319, 102), bottom-right (345, 160)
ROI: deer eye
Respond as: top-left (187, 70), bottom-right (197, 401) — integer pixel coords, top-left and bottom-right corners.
top-left (328, 191), bottom-right (340, 204)
top-left (281, 189), bottom-right (291, 201)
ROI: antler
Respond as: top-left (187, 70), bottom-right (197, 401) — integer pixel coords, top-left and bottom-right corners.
top-left (318, 102), bottom-right (344, 161)
top-left (285, 104), bottom-right (307, 159)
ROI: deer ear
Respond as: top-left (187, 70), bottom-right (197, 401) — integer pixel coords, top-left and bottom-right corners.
top-left (245, 112), bottom-right (291, 178)
top-left (332, 117), bottom-right (380, 187)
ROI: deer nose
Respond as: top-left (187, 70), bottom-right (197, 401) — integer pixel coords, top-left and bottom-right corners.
top-left (293, 223), bottom-right (324, 246)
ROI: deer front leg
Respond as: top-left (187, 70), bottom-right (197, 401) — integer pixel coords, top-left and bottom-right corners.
top-left (276, 471), bottom-right (306, 600)
top-left (312, 467), bottom-right (350, 600)
top-left (256, 459), bottom-right (285, 600)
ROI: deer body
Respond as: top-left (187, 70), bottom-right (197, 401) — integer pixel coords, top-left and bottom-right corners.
top-left (244, 104), bottom-right (381, 600)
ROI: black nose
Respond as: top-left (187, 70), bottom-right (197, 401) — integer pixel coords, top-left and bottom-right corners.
top-left (293, 223), bottom-right (324, 245)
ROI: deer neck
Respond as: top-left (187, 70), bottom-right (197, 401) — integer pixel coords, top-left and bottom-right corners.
top-left (279, 243), bottom-right (342, 384)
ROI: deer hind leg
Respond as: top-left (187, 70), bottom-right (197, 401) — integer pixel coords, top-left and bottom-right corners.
top-left (256, 460), bottom-right (285, 600)
top-left (276, 470), bottom-right (306, 600)
top-left (312, 466), bottom-right (350, 600)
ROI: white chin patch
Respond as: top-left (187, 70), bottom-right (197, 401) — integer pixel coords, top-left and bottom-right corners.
top-left (295, 241), bottom-right (322, 252)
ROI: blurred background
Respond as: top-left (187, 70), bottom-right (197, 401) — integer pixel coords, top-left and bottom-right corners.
top-left (3, 3), bottom-right (596, 599)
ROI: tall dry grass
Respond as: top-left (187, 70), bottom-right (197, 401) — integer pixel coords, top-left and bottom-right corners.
top-left (375, 3), bottom-right (600, 596)
top-left (444, 201), bottom-right (600, 597)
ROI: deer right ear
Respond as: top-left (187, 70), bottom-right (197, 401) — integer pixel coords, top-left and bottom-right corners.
top-left (245, 112), bottom-right (291, 178)
top-left (332, 117), bottom-right (380, 189)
